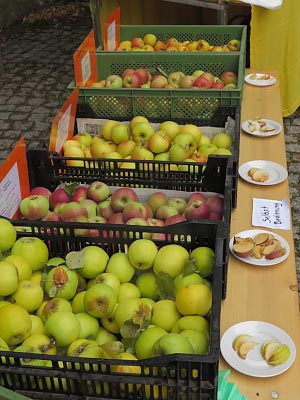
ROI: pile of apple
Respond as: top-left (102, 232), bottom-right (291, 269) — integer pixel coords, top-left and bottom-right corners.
top-left (0, 217), bottom-right (215, 374)
top-left (116, 33), bottom-right (241, 53)
top-left (62, 116), bottom-right (233, 171)
top-left (19, 181), bottom-right (224, 227)
top-left (92, 67), bottom-right (238, 90)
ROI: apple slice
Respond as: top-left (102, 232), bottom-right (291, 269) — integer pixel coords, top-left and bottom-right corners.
top-left (232, 334), bottom-right (253, 351)
top-left (261, 340), bottom-right (281, 362)
top-left (265, 246), bottom-right (286, 260)
top-left (267, 344), bottom-right (290, 366)
top-left (252, 245), bottom-right (263, 259)
top-left (252, 169), bottom-right (269, 182)
top-left (262, 242), bottom-right (277, 256)
top-left (253, 233), bottom-right (269, 245)
top-left (232, 241), bottom-right (254, 258)
top-left (237, 341), bottom-right (259, 359)
top-left (247, 167), bottom-right (260, 177)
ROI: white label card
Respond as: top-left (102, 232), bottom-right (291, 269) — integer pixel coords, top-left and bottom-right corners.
top-left (0, 163), bottom-right (22, 218)
top-left (81, 51), bottom-right (91, 85)
top-left (56, 104), bottom-right (72, 153)
top-left (107, 20), bottom-right (116, 51)
top-left (252, 198), bottom-right (290, 230)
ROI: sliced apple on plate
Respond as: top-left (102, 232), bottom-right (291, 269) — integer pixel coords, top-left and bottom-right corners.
top-left (237, 340), bottom-right (259, 360)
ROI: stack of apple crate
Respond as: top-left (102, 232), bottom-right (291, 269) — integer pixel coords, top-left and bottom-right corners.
top-left (0, 25), bottom-right (247, 400)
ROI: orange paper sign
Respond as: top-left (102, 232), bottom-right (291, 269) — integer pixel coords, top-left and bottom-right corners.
top-left (0, 137), bottom-right (30, 220)
top-left (104, 7), bottom-right (120, 51)
top-left (73, 30), bottom-right (98, 87)
top-left (49, 87), bottom-right (79, 154)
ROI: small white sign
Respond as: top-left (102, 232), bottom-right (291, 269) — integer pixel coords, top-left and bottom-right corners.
top-left (107, 20), bottom-right (116, 51)
top-left (252, 198), bottom-right (290, 230)
top-left (0, 163), bottom-right (22, 218)
top-left (56, 104), bottom-right (72, 153)
top-left (81, 51), bottom-right (91, 86)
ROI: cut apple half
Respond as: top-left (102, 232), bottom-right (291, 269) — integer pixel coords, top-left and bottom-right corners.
top-left (232, 241), bottom-right (254, 258)
top-left (261, 340), bottom-right (281, 362)
top-left (253, 233), bottom-right (269, 245)
top-left (232, 334), bottom-right (253, 351)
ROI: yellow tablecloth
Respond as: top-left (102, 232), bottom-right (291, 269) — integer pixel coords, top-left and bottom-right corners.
top-left (250, 1), bottom-right (300, 116)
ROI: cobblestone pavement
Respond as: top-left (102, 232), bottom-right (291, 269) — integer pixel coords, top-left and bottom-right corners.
top-left (0, 10), bottom-right (299, 292)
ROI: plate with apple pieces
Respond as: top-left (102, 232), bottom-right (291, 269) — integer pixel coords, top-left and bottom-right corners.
top-left (244, 73), bottom-right (277, 87)
top-left (241, 118), bottom-right (282, 137)
top-left (229, 229), bottom-right (290, 266)
top-left (220, 321), bottom-right (296, 378)
top-left (238, 160), bottom-right (288, 186)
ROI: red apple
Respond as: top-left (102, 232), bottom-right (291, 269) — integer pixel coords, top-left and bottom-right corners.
top-left (179, 75), bottom-right (197, 89)
top-left (122, 201), bottom-right (148, 222)
top-left (42, 211), bottom-right (61, 222)
top-left (122, 72), bottom-right (142, 88)
top-left (111, 188), bottom-right (139, 212)
top-left (30, 186), bottom-right (51, 199)
top-left (188, 192), bottom-right (206, 203)
top-left (206, 194), bottom-right (223, 215)
top-left (164, 214), bottom-right (187, 225)
top-left (221, 71), bottom-right (237, 86)
top-left (71, 186), bottom-right (88, 203)
top-left (96, 200), bottom-right (114, 220)
top-left (87, 181), bottom-right (110, 203)
top-left (211, 81), bottom-right (225, 89)
top-left (60, 202), bottom-right (88, 222)
top-left (150, 75), bottom-right (168, 88)
top-left (135, 68), bottom-right (151, 85)
top-left (121, 68), bottom-right (135, 80)
top-left (184, 200), bottom-right (210, 220)
top-left (131, 38), bottom-right (144, 49)
top-left (20, 195), bottom-right (50, 220)
top-left (108, 212), bottom-right (124, 224)
top-left (193, 72), bottom-right (214, 89)
top-left (49, 188), bottom-right (71, 210)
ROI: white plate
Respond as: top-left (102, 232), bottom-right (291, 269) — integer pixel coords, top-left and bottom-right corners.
top-left (238, 160), bottom-right (288, 186)
top-left (229, 229), bottom-right (290, 266)
top-left (245, 74), bottom-right (276, 86)
top-left (241, 119), bottom-right (282, 137)
top-left (221, 321), bottom-right (296, 378)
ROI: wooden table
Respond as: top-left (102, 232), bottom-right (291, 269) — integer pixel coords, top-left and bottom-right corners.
top-left (219, 69), bottom-right (300, 397)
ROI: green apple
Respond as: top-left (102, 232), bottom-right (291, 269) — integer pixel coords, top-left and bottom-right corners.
top-left (96, 326), bottom-right (117, 345)
top-left (89, 272), bottom-right (120, 293)
top-left (29, 315), bottom-right (46, 335)
top-left (101, 119), bottom-right (119, 140)
top-left (0, 304), bottom-right (32, 346)
top-left (135, 325), bottom-right (167, 359)
top-left (174, 272), bottom-right (205, 294)
top-left (175, 284), bottom-right (212, 316)
top-left (135, 271), bottom-right (159, 300)
top-left (131, 121), bottom-right (154, 145)
top-left (0, 336), bottom-right (9, 350)
top-left (151, 300), bottom-right (181, 332)
top-left (153, 244), bottom-right (189, 278)
top-left (23, 333), bottom-right (57, 355)
top-left (198, 143), bottom-right (218, 158)
top-left (111, 123), bottom-right (130, 144)
top-left (75, 312), bottom-right (100, 340)
top-left (211, 132), bottom-right (233, 149)
top-left (128, 239), bottom-right (158, 270)
top-left (4, 254), bottom-right (32, 281)
top-left (151, 332), bottom-right (194, 356)
top-left (211, 148), bottom-right (232, 156)
top-left (72, 291), bottom-right (86, 313)
top-left (77, 246), bottom-right (109, 279)
top-left (118, 282), bottom-right (141, 302)
top-left (199, 135), bottom-right (212, 146)
top-left (0, 260), bottom-right (19, 296)
top-left (180, 329), bottom-right (209, 355)
top-left (10, 279), bottom-right (44, 312)
top-left (147, 192), bottom-right (168, 215)
top-left (41, 297), bottom-right (73, 321)
top-left (45, 311), bottom-right (80, 347)
top-left (173, 133), bottom-right (197, 157)
top-left (105, 252), bottom-right (135, 283)
top-left (158, 121), bottom-right (181, 140)
top-left (11, 237), bottom-right (49, 272)
top-left (45, 265), bottom-right (78, 300)
top-left (172, 315), bottom-right (210, 338)
top-left (14, 344), bottom-right (45, 367)
top-left (114, 298), bottom-right (152, 330)
top-left (0, 218), bottom-right (17, 252)
top-left (83, 283), bottom-right (117, 318)
top-left (67, 338), bottom-right (106, 358)
top-left (190, 247), bottom-right (214, 278)
top-left (100, 303), bottom-right (120, 334)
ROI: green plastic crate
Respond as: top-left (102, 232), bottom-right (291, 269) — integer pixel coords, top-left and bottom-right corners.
top-left (98, 24), bottom-right (247, 53)
top-left (69, 52), bottom-right (245, 118)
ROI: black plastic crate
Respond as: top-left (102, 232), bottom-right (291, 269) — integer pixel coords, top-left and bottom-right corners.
top-left (25, 148), bottom-right (231, 299)
top-left (0, 220), bottom-right (224, 400)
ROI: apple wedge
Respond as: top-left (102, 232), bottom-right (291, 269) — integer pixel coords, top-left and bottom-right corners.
top-left (252, 169), bottom-right (269, 182)
top-left (253, 233), bottom-right (269, 246)
top-left (252, 245), bottom-right (263, 259)
top-left (265, 245), bottom-right (286, 260)
top-left (237, 341), bottom-right (259, 359)
top-left (232, 241), bottom-right (254, 258)
top-left (261, 340), bottom-right (281, 361)
top-left (261, 242), bottom-right (277, 256)
top-left (232, 334), bottom-right (253, 351)
top-left (267, 344), bottom-right (291, 366)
